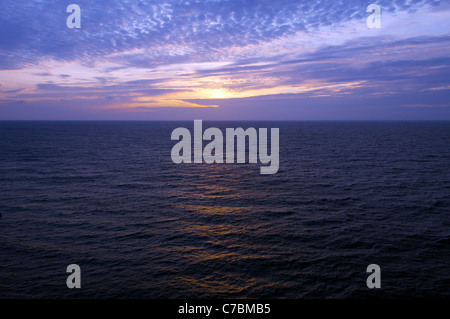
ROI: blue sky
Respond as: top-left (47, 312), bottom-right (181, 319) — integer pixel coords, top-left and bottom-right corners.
top-left (0, 0), bottom-right (449, 120)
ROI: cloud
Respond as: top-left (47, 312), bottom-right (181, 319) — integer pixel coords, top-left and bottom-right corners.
top-left (1, 0), bottom-right (449, 119)
top-left (107, 99), bottom-right (219, 109)
top-left (1, 0), bottom-right (447, 69)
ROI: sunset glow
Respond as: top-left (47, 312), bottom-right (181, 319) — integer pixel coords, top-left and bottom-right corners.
top-left (1, 0), bottom-right (449, 119)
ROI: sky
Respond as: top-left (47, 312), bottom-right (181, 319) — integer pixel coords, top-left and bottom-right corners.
top-left (0, 0), bottom-right (449, 120)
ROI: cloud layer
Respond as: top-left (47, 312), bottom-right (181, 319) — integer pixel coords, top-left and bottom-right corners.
top-left (0, 0), bottom-right (449, 119)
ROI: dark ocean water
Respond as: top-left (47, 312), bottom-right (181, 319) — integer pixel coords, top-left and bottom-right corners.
top-left (0, 121), bottom-right (449, 299)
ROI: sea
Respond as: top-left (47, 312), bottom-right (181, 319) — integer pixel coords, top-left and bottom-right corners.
top-left (0, 121), bottom-right (449, 298)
